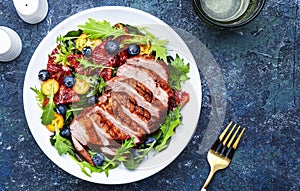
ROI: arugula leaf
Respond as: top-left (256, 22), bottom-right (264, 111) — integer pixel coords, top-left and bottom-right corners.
top-left (65, 107), bottom-right (83, 122)
top-left (101, 138), bottom-right (134, 176)
top-left (168, 54), bottom-right (190, 90)
top-left (41, 80), bottom-right (56, 125)
top-left (123, 141), bottom-right (156, 170)
top-left (51, 124), bottom-right (74, 156)
top-left (78, 19), bottom-right (127, 39)
top-left (69, 155), bottom-right (102, 177)
top-left (30, 87), bottom-right (45, 107)
top-left (97, 77), bottom-right (107, 94)
top-left (64, 30), bottom-right (83, 38)
top-left (155, 105), bottom-right (182, 152)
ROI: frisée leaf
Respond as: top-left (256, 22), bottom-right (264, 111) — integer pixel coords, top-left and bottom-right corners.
top-left (54, 36), bottom-right (77, 66)
top-left (147, 33), bottom-right (168, 62)
top-left (78, 19), bottom-right (127, 39)
top-left (30, 87), bottom-right (45, 107)
top-left (168, 54), bottom-right (190, 90)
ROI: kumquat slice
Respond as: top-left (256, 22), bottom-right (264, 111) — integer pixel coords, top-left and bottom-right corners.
top-left (41, 79), bottom-right (59, 96)
top-left (72, 78), bottom-right (90, 95)
top-left (46, 112), bottom-right (64, 132)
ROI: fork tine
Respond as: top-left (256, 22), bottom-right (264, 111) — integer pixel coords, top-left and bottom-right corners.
top-left (222, 123), bottom-right (236, 145)
top-left (227, 125), bottom-right (241, 148)
top-left (212, 122), bottom-right (236, 154)
top-left (219, 121), bottom-right (232, 141)
top-left (233, 127), bottom-right (245, 149)
top-left (211, 122), bottom-right (232, 151)
top-left (226, 127), bottom-right (245, 159)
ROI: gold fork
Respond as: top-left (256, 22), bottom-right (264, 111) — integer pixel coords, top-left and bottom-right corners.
top-left (201, 121), bottom-right (245, 191)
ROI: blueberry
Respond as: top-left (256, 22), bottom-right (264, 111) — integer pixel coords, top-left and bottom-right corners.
top-left (55, 104), bottom-right (67, 116)
top-left (105, 40), bottom-right (120, 55)
top-left (167, 55), bottom-right (174, 63)
top-left (145, 137), bottom-right (156, 146)
top-left (38, 70), bottom-right (50, 81)
top-left (87, 95), bottom-right (98, 105)
top-left (60, 125), bottom-right (71, 138)
top-left (92, 153), bottom-right (105, 166)
top-left (82, 46), bottom-right (92, 57)
top-left (64, 76), bottom-right (76, 88)
top-left (127, 44), bottom-right (140, 56)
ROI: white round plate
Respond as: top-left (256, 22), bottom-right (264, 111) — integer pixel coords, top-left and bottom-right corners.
top-left (23, 6), bottom-right (202, 184)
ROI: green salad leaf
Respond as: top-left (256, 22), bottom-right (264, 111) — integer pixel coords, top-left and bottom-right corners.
top-left (97, 76), bottom-right (107, 95)
top-left (41, 80), bottom-right (56, 125)
top-left (78, 18), bottom-right (169, 61)
top-left (51, 124), bottom-right (74, 156)
top-left (69, 155), bottom-right (102, 177)
top-left (155, 105), bottom-right (182, 152)
top-left (147, 34), bottom-right (169, 62)
top-left (78, 19), bottom-right (127, 39)
top-left (65, 106), bottom-right (83, 122)
top-left (123, 30), bottom-right (169, 62)
top-left (30, 87), bottom-right (45, 107)
top-left (54, 36), bottom-right (77, 66)
top-left (77, 58), bottom-right (113, 72)
top-left (101, 138), bottom-right (134, 176)
top-left (71, 138), bottom-right (135, 177)
top-left (168, 54), bottom-right (190, 90)
top-left (123, 141), bottom-right (156, 170)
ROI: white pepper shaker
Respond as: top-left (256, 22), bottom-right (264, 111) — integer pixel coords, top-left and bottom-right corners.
top-left (0, 26), bottom-right (22, 62)
top-left (13, 0), bottom-right (48, 24)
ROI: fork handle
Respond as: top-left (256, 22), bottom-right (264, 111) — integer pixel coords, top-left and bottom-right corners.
top-left (202, 169), bottom-right (217, 190)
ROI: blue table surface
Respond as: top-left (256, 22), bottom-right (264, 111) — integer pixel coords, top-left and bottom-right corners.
top-left (0, 0), bottom-right (299, 190)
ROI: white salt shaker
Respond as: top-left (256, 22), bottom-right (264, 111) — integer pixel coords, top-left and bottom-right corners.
top-left (0, 26), bottom-right (22, 62)
top-left (13, 0), bottom-right (48, 24)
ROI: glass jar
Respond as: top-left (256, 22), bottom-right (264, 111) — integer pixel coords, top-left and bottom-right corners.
top-left (193, 0), bottom-right (266, 28)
